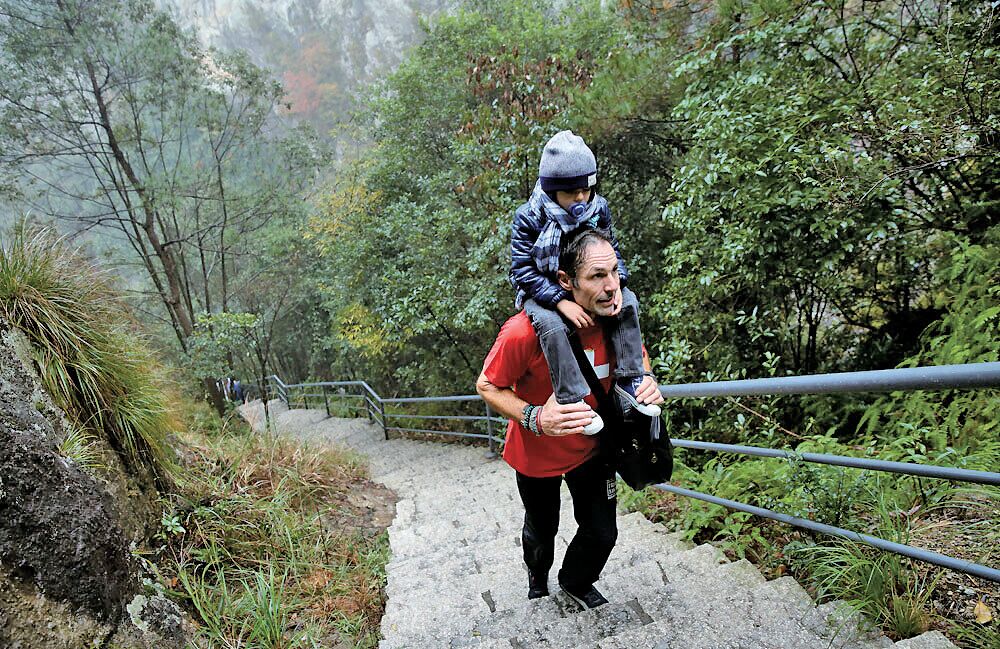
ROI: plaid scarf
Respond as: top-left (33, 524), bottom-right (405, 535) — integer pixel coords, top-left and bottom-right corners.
top-left (529, 180), bottom-right (601, 275)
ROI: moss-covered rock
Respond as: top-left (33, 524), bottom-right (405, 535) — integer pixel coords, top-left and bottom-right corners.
top-left (0, 323), bottom-right (190, 648)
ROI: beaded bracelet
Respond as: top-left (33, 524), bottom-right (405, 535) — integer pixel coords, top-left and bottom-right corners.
top-left (528, 405), bottom-right (543, 436)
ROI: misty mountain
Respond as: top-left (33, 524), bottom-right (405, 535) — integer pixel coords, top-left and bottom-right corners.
top-left (161, 0), bottom-right (456, 134)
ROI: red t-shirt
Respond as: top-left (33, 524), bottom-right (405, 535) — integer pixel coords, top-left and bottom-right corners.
top-left (482, 311), bottom-right (615, 478)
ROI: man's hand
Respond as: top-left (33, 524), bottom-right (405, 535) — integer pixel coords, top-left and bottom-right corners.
top-left (536, 392), bottom-right (596, 436)
top-left (555, 299), bottom-right (595, 329)
top-left (635, 374), bottom-right (665, 406)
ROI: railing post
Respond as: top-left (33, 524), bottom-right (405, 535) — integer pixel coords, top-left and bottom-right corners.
top-left (262, 384), bottom-right (271, 432)
top-left (379, 398), bottom-right (388, 441)
top-left (365, 390), bottom-right (372, 422)
top-left (303, 389), bottom-right (309, 410)
top-left (485, 403), bottom-right (497, 459)
top-left (323, 385), bottom-right (330, 418)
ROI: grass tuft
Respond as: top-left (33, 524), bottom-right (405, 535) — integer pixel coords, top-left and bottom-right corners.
top-left (155, 404), bottom-right (393, 647)
top-left (57, 423), bottom-right (104, 473)
top-left (0, 226), bottom-right (176, 483)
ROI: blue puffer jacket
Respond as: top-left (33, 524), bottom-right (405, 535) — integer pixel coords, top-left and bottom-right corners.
top-left (509, 192), bottom-right (629, 308)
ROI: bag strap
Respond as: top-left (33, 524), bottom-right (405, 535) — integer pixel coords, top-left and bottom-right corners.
top-left (565, 326), bottom-right (616, 418)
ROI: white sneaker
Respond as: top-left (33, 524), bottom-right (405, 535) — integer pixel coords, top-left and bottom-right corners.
top-left (582, 409), bottom-right (604, 435)
top-left (614, 378), bottom-right (662, 418)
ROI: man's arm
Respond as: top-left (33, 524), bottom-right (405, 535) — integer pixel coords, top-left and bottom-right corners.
top-left (476, 372), bottom-right (596, 436)
top-left (475, 372), bottom-right (528, 422)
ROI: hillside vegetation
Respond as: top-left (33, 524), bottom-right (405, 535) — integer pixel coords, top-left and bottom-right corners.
top-left (0, 229), bottom-right (395, 648)
top-left (1, 0), bottom-right (997, 646)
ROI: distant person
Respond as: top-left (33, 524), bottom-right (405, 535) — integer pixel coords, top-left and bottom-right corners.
top-left (478, 229), bottom-right (664, 608)
top-left (232, 377), bottom-right (244, 404)
top-left (509, 130), bottom-right (660, 434)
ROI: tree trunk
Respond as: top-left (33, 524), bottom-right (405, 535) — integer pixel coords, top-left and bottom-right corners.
top-left (202, 377), bottom-right (227, 416)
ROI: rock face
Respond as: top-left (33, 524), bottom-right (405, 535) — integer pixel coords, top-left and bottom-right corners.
top-left (164, 0), bottom-right (453, 77)
top-left (0, 327), bottom-right (133, 619)
top-left (160, 0), bottom-right (455, 136)
top-left (0, 324), bottom-right (187, 649)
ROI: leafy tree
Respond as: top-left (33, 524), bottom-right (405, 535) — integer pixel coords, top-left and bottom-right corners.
top-left (649, 0), bottom-right (998, 387)
top-left (0, 0), bottom-right (325, 351)
top-left (303, 0), bottom-right (642, 394)
top-left (187, 311), bottom-right (259, 412)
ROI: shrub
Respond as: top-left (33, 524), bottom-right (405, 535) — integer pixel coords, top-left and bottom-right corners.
top-left (156, 406), bottom-right (391, 647)
top-left (0, 226), bottom-right (176, 483)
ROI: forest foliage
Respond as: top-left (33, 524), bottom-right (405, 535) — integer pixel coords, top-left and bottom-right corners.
top-left (1, 0), bottom-right (997, 641)
top-left (306, 0), bottom-right (998, 403)
top-left (3, 0), bottom-right (994, 403)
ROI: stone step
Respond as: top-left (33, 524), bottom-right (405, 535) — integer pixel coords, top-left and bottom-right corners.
top-left (891, 631), bottom-right (960, 649)
top-left (385, 542), bottom-right (671, 616)
top-left (385, 543), bottom-right (745, 647)
top-left (236, 404), bottom-right (959, 649)
top-left (373, 462), bottom-right (502, 491)
top-left (391, 499), bottom-right (667, 537)
top-left (386, 509), bottom-right (686, 573)
top-left (396, 472), bottom-right (512, 498)
top-left (385, 533), bottom-right (524, 585)
top-left (467, 595), bottom-right (655, 648)
top-left (390, 495), bottom-right (520, 529)
top-left (599, 594), bottom-right (876, 649)
top-left (609, 566), bottom-right (890, 649)
top-left (374, 459), bottom-right (507, 488)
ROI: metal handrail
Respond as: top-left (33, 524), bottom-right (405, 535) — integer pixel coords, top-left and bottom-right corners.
top-left (264, 361), bottom-right (1000, 583)
top-left (657, 485), bottom-right (1000, 583)
top-left (381, 394), bottom-right (482, 403)
top-left (670, 440), bottom-right (1000, 486)
top-left (265, 375), bottom-right (506, 448)
top-left (658, 361), bottom-right (1000, 398)
top-left (386, 413), bottom-right (500, 422)
top-left (384, 426), bottom-right (496, 440)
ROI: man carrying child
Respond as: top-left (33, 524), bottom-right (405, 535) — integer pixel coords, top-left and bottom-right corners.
top-left (477, 131), bottom-right (663, 609)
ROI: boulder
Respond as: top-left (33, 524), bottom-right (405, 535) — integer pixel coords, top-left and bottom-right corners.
top-left (0, 323), bottom-right (189, 648)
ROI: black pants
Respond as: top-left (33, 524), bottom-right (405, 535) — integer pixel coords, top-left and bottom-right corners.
top-left (515, 455), bottom-right (618, 591)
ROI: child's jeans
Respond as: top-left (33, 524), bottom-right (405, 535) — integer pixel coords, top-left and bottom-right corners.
top-left (524, 287), bottom-right (645, 404)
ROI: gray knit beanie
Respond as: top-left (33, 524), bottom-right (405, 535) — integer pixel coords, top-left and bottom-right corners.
top-left (538, 130), bottom-right (597, 192)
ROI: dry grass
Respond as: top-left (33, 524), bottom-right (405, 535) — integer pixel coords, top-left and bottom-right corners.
top-left (153, 404), bottom-right (396, 648)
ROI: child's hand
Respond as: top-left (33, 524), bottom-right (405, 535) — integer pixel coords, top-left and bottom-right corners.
top-left (556, 299), bottom-right (595, 328)
top-left (609, 289), bottom-right (623, 316)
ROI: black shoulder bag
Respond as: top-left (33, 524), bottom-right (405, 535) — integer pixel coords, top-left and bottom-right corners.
top-left (566, 329), bottom-right (673, 490)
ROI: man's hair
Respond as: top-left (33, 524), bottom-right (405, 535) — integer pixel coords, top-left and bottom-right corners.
top-left (558, 228), bottom-right (614, 278)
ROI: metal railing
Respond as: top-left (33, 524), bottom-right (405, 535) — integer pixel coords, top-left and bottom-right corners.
top-left (267, 376), bottom-right (506, 456)
top-left (264, 361), bottom-right (1000, 583)
top-left (653, 361), bottom-right (1000, 584)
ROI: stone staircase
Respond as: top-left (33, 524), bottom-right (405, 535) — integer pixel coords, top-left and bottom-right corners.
top-left (241, 400), bottom-right (956, 649)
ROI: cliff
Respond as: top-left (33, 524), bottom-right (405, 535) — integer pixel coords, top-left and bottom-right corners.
top-left (162, 0), bottom-right (455, 131)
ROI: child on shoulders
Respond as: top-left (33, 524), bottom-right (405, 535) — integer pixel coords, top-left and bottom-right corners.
top-left (510, 130), bottom-right (660, 434)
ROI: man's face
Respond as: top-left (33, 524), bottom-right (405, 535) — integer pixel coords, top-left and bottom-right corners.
top-left (555, 187), bottom-right (592, 212)
top-left (558, 240), bottom-right (620, 317)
